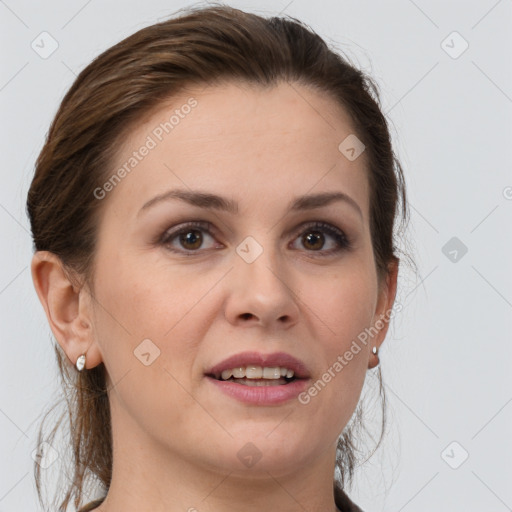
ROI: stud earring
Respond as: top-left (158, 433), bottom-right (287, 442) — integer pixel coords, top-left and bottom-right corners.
top-left (76, 354), bottom-right (86, 372)
top-left (369, 346), bottom-right (380, 369)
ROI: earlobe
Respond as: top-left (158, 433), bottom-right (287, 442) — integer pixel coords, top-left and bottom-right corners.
top-left (368, 257), bottom-right (400, 368)
top-left (30, 251), bottom-right (102, 371)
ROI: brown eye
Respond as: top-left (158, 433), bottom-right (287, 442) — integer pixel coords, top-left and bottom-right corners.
top-left (291, 222), bottom-right (351, 256)
top-left (160, 221), bottom-right (220, 254)
top-left (160, 220), bottom-right (350, 257)
top-left (302, 230), bottom-right (325, 251)
top-left (178, 229), bottom-right (203, 250)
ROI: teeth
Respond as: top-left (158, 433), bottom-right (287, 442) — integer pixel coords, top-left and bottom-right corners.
top-left (221, 369), bottom-right (233, 380)
top-left (246, 366), bottom-right (262, 379)
top-left (218, 366), bottom-right (295, 380)
top-left (232, 367), bottom-right (245, 378)
top-left (263, 367), bottom-right (281, 379)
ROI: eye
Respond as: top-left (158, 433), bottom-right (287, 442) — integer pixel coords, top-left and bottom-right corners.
top-left (160, 221), bottom-right (220, 254)
top-left (289, 221), bottom-right (351, 256)
top-left (159, 220), bottom-right (351, 256)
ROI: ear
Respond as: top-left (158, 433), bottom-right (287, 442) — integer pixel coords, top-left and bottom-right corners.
top-left (368, 257), bottom-right (399, 369)
top-left (30, 251), bottom-right (103, 371)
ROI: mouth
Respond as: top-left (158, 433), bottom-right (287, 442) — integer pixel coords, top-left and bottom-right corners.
top-left (204, 351), bottom-right (311, 388)
top-left (204, 360), bottom-right (311, 405)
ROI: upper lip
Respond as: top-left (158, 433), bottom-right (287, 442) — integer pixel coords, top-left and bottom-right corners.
top-left (206, 351), bottom-right (311, 379)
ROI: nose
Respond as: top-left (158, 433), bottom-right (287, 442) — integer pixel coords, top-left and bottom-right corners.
top-left (223, 238), bottom-right (300, 329)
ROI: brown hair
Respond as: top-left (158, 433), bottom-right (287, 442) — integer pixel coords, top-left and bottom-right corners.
top-left (27, 3), bottom-right (411, 510)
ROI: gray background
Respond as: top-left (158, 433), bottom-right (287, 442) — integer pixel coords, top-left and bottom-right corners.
top-left (1, 1), bottom-right (511, 511)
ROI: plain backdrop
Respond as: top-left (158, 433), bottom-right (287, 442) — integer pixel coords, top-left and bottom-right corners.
top-left (1, 1), bottom-right (511, 511)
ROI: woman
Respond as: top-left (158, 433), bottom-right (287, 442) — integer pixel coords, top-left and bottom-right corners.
top-left (27, 4), bottom-right (409, 511)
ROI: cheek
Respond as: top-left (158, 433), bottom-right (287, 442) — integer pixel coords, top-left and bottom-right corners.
top-left (93, 245), bottom-right (205, 339)
top-left (91, 248), bottom-right (218, 400)
top-left (91, 256), bottom-right (209, 442)
top-left (307, 265), bottom-right (375, 347)
top-left (299, 267), bottom-right (376, 420)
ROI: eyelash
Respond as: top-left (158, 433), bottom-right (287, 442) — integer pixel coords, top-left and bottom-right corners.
top-left (159, 220), bottom-right (352, 257)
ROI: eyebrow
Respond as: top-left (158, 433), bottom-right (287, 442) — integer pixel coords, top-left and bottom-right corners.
top-left (138, 189), bottom-right (363, 219)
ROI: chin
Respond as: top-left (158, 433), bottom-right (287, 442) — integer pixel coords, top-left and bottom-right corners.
top-left (210, 432), bottom-right (313, 476)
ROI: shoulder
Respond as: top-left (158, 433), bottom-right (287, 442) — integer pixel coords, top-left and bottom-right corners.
top-left (334, 486), bottom-right (364, 512)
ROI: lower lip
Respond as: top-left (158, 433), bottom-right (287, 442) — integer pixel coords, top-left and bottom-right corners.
top-left (205, 376), bottom-right (310, 405)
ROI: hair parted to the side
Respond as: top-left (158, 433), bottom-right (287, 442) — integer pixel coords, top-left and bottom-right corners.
top-left (27, 3), bottom-right (412, 510)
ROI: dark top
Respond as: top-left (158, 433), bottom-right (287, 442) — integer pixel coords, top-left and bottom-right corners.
top-left (78, 488), bottom-right (363, 511)
top-left (334, 486), bottom-right (364, 511)
top-left (78, 499), bottom-right (104, 512)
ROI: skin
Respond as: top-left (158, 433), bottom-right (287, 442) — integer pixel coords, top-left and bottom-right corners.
top-left (31, 81), bottom-right (398, 512)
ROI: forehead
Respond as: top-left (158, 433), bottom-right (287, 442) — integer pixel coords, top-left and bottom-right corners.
top-left (105, 80), bottom-right (370, 220)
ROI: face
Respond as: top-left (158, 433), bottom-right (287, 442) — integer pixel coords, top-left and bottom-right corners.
top-left (86, 81), bottom-right (393, 478)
